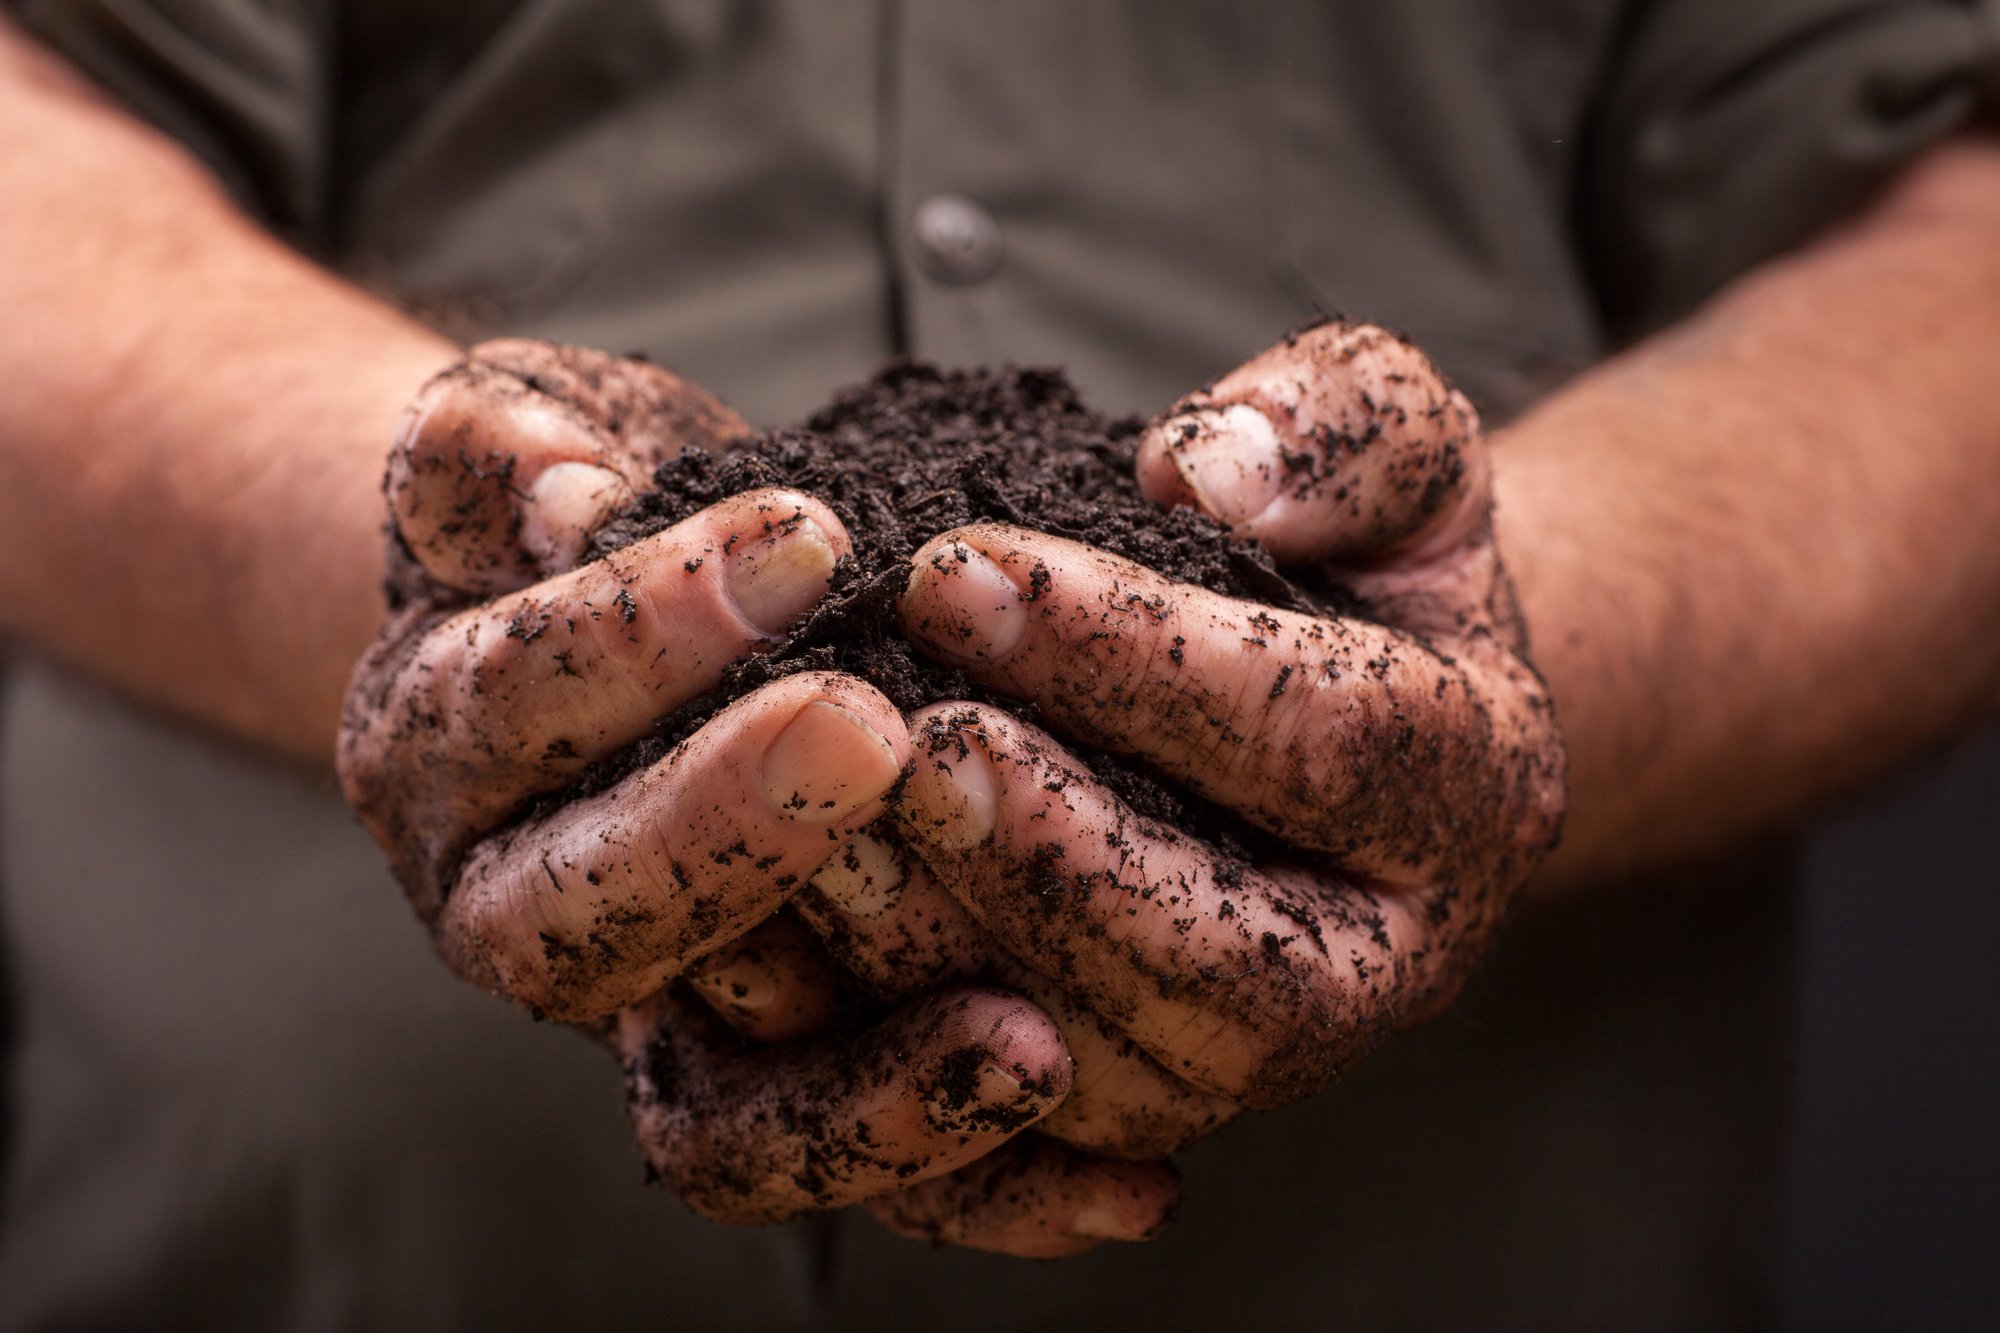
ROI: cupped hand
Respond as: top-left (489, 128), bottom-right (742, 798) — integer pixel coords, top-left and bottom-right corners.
top-left (714, 323), bottom-right (1565, 1218)
top-left (339, 340), bottom-right (906, 1020)
top-left (337, 341), bottom-right (1177, 1254)
top-left (877, 321), bottom-right (1566, 1118)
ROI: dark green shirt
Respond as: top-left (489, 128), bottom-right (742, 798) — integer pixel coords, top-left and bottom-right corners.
top-left (2, 2), bottom-right (1992, 1328)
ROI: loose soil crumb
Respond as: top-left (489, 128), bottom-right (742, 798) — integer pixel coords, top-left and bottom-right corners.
top-left (573, 361), bottom-right (1317, 860)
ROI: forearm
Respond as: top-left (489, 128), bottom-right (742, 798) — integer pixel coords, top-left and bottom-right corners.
top-left (0, 24), bottom-right (454, 762)
top-left (1498, 135), bottom-right (2000, 890)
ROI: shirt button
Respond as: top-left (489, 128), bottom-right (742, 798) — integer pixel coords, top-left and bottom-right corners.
top-left (911, 194), bottom-right (1002, 285)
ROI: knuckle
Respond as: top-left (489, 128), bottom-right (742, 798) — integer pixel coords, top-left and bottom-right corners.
top-left (441, 880), bottom-right (536, 997)
top-left (634, 1112), bottom-right (804, 1226)
top-left (470, 337), bottom-right (582, 372)
top-left (430, 612), bottom-right (539, 752)
top-left (1174, 623), bottom-right (1274, 775)
top-left (1353, 324), bottom-right (1440, 382)
top-left (1246, 689), bottom-right (1354, 847)
top-left (1298, 319), bottom-right (1441, 390)
top-left (390, 375), bottom-right (468, 477)
top-left (444, 850), bottom-right (610, 1016)
top-left (1050, 1086), bottom-right (1228, 1160)
top-left (1224, 997), bottom-right (1349, 1111)
top-left (1191, 923), bottom-right (1359, 1108)
top-left (1082, 583), bottom-right (1182, 729)
top-left (395, 379), bottom-right (523, 503)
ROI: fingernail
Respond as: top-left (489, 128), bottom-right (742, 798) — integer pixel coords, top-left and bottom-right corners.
top-left (914, 730), bottom-right (998, 850)
top-left (1070, 1204), bottom-right (1156, 1242)
top-left (978, 1060), bottom-right (1036, 1104)
top-left (1163, 404), bottom-right (1286, 528)
top-left (924, 1056), bottom-right (1056, 1131)
top-left (913, 543), bottom-right (1028, 663)
top-left (699, 968), bottom-right (774, 1013)
top-left (727, 516), bottom-right (837, 636)
top-left (810, 832), bottom-right (904, 917)
top-left (762, 701), bottom-right (903, 825)
top-left (522, 462), bottom-right (628, 570)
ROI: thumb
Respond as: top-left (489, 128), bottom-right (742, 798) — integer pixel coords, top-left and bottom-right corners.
top-left (1136, 321), bottom-right (1486, 567)
top-left (388, 340), bottom-right (749, 595)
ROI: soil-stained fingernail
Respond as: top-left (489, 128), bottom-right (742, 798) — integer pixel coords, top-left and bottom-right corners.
top-left (727, 516), bottom-right (837, 636)
top-left (908, 730), bottom-right (998, 850)
top-left (977, 1061), bottom-right (1036, 1106)
top-left (522, 462), bottom-right (629, 571)
top-left (762, 700), bottom-right (903, 825)
top-left (923, 1055), bottom-right (1058, 1133)
top-left (1163, 404), bottom-right (1285, 528)
top-left (912, 543), bottom-right (1028, 663)
top-left (810, 832), bottom-right (905, 918)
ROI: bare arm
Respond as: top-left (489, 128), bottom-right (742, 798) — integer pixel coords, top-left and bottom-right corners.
top-left (0, 21), bottom-right (454, 761)
top-left (0, 30), bottom-right (1160, 1255)
top-left (829, 139), bottom-right (2000, 1160)
top-left (1500, 134), bottom-right (2000, 889)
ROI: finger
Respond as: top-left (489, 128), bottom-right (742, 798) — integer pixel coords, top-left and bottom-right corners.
top-left (620, 986), bottom-right (1071, 1224)
top-left (390, 340), bottom-right (748, 594)
top-left (894, 704), bottom-right (1443, 1106)
top-left (352, 488), bottom-right (847, 885)
top-left (440, 672), bottom-right (909, 1021)
top-left (796, 836), bottom-right (1234, 1156)
top-left (792, 832), bottom-right (993, 998)
top-left (1007, 966), bottom-right (1237, 1159)
top-left (1135, 320), bottom-right (1486, 567)
top-left (864, 1137), bottom-right (1180, 1259)
top-left (794, 835), bottom-right (1232, 1156)
top-left (683, 912), bottom-right (846, 1042)
top-left (900, 526), bottom-right (1562, 871)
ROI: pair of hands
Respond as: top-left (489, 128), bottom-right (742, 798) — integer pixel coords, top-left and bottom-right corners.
top-left (337, 325), bottom-right (1565, 1258)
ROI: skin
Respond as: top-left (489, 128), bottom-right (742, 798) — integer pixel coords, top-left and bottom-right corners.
top-left (7, 19), bottom-right (2000, 1255)
top-left (0, 20), bottom-right (453, 755)
top-left (1497, 138), bottom-right (2000, 886)
top-left (347, 339), bottom-right (1186, 1238)
top-left (648, 325), bottom-right (1565, 1166)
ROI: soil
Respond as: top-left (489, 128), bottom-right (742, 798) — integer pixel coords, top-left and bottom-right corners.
top-left (573, 360), bottom-right (1319, 860)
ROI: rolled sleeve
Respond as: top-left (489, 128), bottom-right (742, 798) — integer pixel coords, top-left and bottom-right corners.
top-left (1580, 0), bottom-right (2000, 337)
top-left (4, 0), bottom-right (330, 237)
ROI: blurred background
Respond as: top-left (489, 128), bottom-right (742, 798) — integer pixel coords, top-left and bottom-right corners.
top-left (1784, 719), bottom-right (2000, 1331)
top-left (4, 704), bottom-right (1994, 1327)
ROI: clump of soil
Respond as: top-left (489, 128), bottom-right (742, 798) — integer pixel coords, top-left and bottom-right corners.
top-left (579, 360), bottom-right (1317, 855)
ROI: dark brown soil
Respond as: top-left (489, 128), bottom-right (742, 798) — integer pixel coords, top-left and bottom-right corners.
top-left (573, 361), bottom-right (1319, 860)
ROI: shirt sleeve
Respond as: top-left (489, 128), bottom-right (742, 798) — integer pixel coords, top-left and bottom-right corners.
top-left (1579, 0), bottom-right (2000, 339)
top-left (3, 0), bottom-right (331, 239)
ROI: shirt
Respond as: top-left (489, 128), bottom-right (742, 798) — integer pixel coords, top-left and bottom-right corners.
top-left (2, 2), bottom-right (1993, 1328)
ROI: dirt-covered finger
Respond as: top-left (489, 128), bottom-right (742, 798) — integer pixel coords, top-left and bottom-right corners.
top-left (466, 340), bottom-right (748, 463)
top-left (438, 673), bottom-right (908, 1021)
top-left (389, 340), bottom-right (747, 594)
top-left (892, 705), bottom-right (1444, 1106)
top-left (1135, 320), bottom-right (1486, 570)
top-left (796, 838), bottom-right (1234, 1155)
top-left (619, 986), bottom-right (1072, 1225)
top-left (900, 526), bottom-right (1562, 874)
top-left (348, 488), bottom-right (848, 893)
top-left (792, 832), bottom-right (994, 999)
top-left (683, 913), bottom-right (847, 1042)
top-left (864, 1137), bottom-right (1180, 1258)
top-left (999, 963), bottom-right (1236, 1158)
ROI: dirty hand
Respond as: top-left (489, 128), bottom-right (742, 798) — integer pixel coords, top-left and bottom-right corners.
top-left (713, 323), bottom-right (1568, 1237)
top-left (879, 321), bottom-right (1567, 1136)
top-left (336, 341), bottom-right (1174, 1254)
